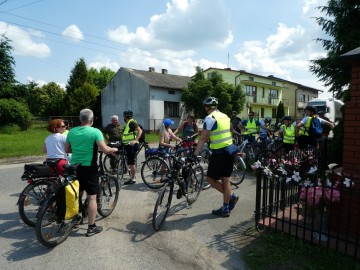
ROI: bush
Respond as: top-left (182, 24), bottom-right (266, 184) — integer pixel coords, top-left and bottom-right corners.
top-left (0, 98), bottom-right (32, 130)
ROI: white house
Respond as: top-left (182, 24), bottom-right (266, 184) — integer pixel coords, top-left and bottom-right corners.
top-left (101, 67), bottom-right (191, 131)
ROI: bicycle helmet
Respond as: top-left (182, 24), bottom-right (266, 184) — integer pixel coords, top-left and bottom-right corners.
top-left (283, 115), bottom-right (291, 121)
top-left (304, 105), bottom-right (317, 113)
top-left (231, 111), bottom-right (237, 114)
top-left (163, 118), bottom-right (174, 127)
top-left (123, 110), bottom-right (133, 117)
top-left (264, 116), bottom-right (272, 123)
top-left (202, 96), bottom-right (218, 107)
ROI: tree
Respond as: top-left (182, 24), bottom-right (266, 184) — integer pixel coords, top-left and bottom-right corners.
top-left (0, 98), bottom-right (32, 130)
top-left (87, 67), bottom-right (115, 90)
top-left (0, 35), bottom-right (17, 90)
top-left (68, 83), bottom-right (99, 115)
top-left (276, 101), bottom-right (285, 126)
top-left (41, 82), bottom-right (66, 116)
top-left (309, 1), bottom-right (360, 98)
top-left (181, 67), bottom-right (245, 119)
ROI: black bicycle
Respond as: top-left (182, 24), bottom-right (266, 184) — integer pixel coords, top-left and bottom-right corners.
top-left (35, 151), bottom-right (120, 247)
top-left (152, 155), bottom-right (204, 231)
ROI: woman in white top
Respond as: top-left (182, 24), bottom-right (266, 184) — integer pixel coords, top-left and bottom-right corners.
top-left (43, 119), bottom-right (68, 175)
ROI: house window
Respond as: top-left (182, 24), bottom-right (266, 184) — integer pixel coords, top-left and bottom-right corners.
top-left (164, 101), bottom-right (180, 117)
top-left (299, 94), bottom-right (305, 102)
top-left (249, 77), bottom-right (254, 81)
top-left (261, 108), bottom-right (264, 118)
top-left (272, 108), bottom-right (277, 118)
top-left (207, 72), bottom-right (216, 79)
top-left (272, 82), bottom-right (276, 86)
top-left (245, 85), bottom-right (257, 96)
top-left (168, 90), bottom-right (175, 95)
top-left (262, 87), bottom-right (265, 98)
top-left (269, 89), bottom-right (278, 99)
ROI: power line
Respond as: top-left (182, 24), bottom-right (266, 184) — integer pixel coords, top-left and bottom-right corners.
top-left (2, 0), bottom-right (43, 12)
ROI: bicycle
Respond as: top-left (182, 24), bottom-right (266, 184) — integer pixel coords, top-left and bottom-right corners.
top-left (17, 160), bottom-right (61, 227)
top-left (237, 133), bottom-right (264, 166)
top-left (35, 150), bottom-right (120, 247)
top-left (152, 156), bottom-right (204, 231)
top-left (140, 137), bottom-right (197, 189)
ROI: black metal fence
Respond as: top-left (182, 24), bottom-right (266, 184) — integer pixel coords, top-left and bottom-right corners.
top-left (255, 173), bottom-right (360, 259)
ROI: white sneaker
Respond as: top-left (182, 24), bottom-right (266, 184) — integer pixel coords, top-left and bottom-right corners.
top-left (124, 177), bottom-right (136, 184)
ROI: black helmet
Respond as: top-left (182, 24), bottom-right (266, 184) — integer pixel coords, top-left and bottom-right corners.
top-left (283, 115), bottom-right (292, 121)
top-left (264, 116), bottom-right (271, 123)
top-left (305, 106), bottom-right (317, 113)
top-left (203, 96), bottom-right (218, 106)
top-left (123, 110), bottom-right (133, 117)
top-left (231, 111), bottom-right (237, 114)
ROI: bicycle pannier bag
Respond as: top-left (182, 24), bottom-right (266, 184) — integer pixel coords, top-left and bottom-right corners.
top-left (56, 180), bottom-right (80, 220)
top-left (21, 163), bottom-right (57, 179)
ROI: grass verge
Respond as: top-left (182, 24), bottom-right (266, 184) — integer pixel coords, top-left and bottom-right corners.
top-left (242, 228), bottom-right (359, 270)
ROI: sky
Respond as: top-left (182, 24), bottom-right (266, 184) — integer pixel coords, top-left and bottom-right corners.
top-left (0, 0), bottom-right (333, 98)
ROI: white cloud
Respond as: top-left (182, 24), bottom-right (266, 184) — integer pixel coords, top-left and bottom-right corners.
top-left (0, 21), bottom-right (51, 58)
top-left (62, 24), bottom-right (84, 42)
top-left (107, 0), bottom-right (233, 51)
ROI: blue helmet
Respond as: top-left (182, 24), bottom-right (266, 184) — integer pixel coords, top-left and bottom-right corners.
top-left (163, 118), bottom-right (174, 127)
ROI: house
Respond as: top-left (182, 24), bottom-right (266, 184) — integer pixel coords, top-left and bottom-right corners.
top-left (202, 68), bottom-right (321, 121)
top-left (101, 67), bottom-right (191, 131)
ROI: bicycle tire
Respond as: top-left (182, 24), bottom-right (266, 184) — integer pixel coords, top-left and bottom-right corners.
top-left (152, 182), bottom-right (173, 231)
top-left (36, 195), bottom-right (78, 248)
top-left (255, 149), bottom-right (277, 167)
top-left (103, 154), bottom-right (119, 175)
top-left (230, 155), bottom-right (246, 186)
top-left (246, 144), bottom-right (262, 165)
top-left (199, 148), bottom-right (211, 190)
top-left (141, 157), bottom-right (169, 189)
top-left (97, 175), bottom-right (120, 217)
top-left (185, 165), bottom-right (204, 204)
top-left (18, 179), bottom-right (57, 227)
top-left (116, 155), bottom-right (128, 185)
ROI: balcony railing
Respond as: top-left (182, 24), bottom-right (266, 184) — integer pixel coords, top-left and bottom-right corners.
top-left (245, 96), bottom-right (288, 107)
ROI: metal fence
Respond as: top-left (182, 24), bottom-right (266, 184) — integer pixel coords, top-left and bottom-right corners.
top-left (255, 173), bottom-right (360, 259)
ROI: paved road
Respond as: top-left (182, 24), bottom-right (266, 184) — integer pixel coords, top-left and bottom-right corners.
top-left (0, 152), bottom-right (257, 270)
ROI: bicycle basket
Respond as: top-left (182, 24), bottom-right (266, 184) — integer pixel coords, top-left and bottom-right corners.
top-left (21, 163), bottom-right (57, 179)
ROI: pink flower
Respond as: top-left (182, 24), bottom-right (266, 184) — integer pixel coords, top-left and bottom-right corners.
top-left (300, 186), bottom-right (340, 208)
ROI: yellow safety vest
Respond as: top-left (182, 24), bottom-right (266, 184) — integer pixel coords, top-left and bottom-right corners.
top-left (122, 119), bottom-right (138, 145)
top-left (299, 117), bottom-right (311, 136)
top-left (281, 124), bottom-right (295, 144)
top-left (209, 111), bottom-right (233, 150)
top-left (243, 120), bottom-right (257, 136)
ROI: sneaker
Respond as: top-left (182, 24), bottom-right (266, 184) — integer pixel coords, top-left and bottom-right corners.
top-left (229, 195), bottom-right (239, 212)
top-left (124, 178), bottom-right (136, 185)
top-left (86, 225), bottom-right (103, 237)
top-left (212, 207), bottom-right (230, 217)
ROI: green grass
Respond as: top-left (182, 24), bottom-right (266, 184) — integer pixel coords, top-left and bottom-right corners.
top-left (242, 229), bottom-right (359, 270)
top-left (0, 123), bottom-right (160, 159)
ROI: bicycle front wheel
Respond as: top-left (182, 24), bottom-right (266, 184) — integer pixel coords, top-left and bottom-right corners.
top-left (36, 196), bottom-right (78, 248)
top-left (97, 175), bottom-right (120, 217)
top-left (141, 157), bottom-right (169, 189)
top-left (18, 179), bottom-right (57, 227)
top-left (186, 165), bottom-right (204, 204)
top-left (152, 183), bottom-right (173, 231)
top-left (230, 155), bottom-right (246, 186)
top-left (103, 154), bottom-right (119, 175)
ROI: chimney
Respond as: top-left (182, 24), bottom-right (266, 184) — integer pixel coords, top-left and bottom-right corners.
top-left (161, 69), bottom-right (168, 74)
top-left (149, 67), bottom-right (155, 72)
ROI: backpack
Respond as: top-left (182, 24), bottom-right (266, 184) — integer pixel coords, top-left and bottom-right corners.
top-left (56, 180), bottom-right (80, 220)
top-left (308, 117), bottom-right (323, 138)
top-left (138, 124), bottom-right (145, 143)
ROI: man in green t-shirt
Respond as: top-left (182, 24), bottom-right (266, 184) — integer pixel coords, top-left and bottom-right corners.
top-left (65, 109), bottom-right (117, 237)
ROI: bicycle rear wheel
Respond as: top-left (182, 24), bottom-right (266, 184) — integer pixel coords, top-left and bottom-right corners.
top-left (18, 179), bottom-right (57, 227)
top-left (152, 183), bottom-right (173, 231)
top-left (97, 175), bottom-right (120, 217)
top-left (103, 154), bottom-right (119, 175)
top-left (186, 165), bottom-right (204, 204)
top-left (230, 155), bottom-right (246, 186)
top-left (36, 196), bottom-right (78, 247)
top-left (199, 148), bottom-right (211, 190)
top-left (256, 149), bottom-right (277, 167)
top-left (141, 157), bottom-right (169, 189)
top-left (116, 155), bottom-right (128, 185)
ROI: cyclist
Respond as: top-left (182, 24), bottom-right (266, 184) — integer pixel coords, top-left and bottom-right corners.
top-left (258, 116), bottom-right (273, 143)
top-left (159, 118), bottom-right (182, 153)
top-left (193, 97), bottom-right (239, 218)
top-left (240, 112), bottom-right (262, 143)
top-left (279, 116), bottom-right (296, 152)
top-left (122, 110), bottom-right (143, 184)
top-left (65, 109), bottom-right (118, 237)
top-left (230, 111), bottom-right (242, 133)
top-left (174, 115), bottom-right (198, 141)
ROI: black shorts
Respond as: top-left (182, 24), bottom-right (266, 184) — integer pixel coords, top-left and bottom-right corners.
top-left (76, 165), bottom-right (99, 195)
top-left (125, 144), bottom-right (139, 165)
top-left (298, 135), bottom-right (317, 149)
top-left (207, 152), bottom-right (235, 180)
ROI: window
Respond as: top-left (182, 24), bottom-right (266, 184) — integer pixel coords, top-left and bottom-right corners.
top-left (261, 108), bottom-right (264, 118)
top-left (299, 94), bottom-right (305, 102)
top-left (245, 85), bottom-right (257, 96)
top-left (164, 101), bottom-right (180, 117)
top-left (269, 89), bottom-right (278, 99)
top-left (168, 90), bottom-right (175, 94)
top-left (262, 87), bottom-right (265, 98)
top-left (207, 72), bottom-right (216, 79)
top-left (249, 76), bottom-right (254, 81)
top-left (272, 82), bottom-right (276, 86)
top-left (272, 108), bottom-right (277, 118)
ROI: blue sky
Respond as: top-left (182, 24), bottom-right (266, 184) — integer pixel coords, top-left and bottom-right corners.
top-left (0, 0), bottom-right (332, 98)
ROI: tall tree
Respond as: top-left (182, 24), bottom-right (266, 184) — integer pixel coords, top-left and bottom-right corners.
top-left (309, 0), bottom-right (360, 98)
top-left (182, 67), bottom-right (245, 119)
top-left (41, 82), bottom-right (66, 116)
top-left (276, 101), bottom-right (285, 127)
top-left (0, 35), bottom-right (16, 89)
top-left (87, 67), bottom-right (115, 90)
